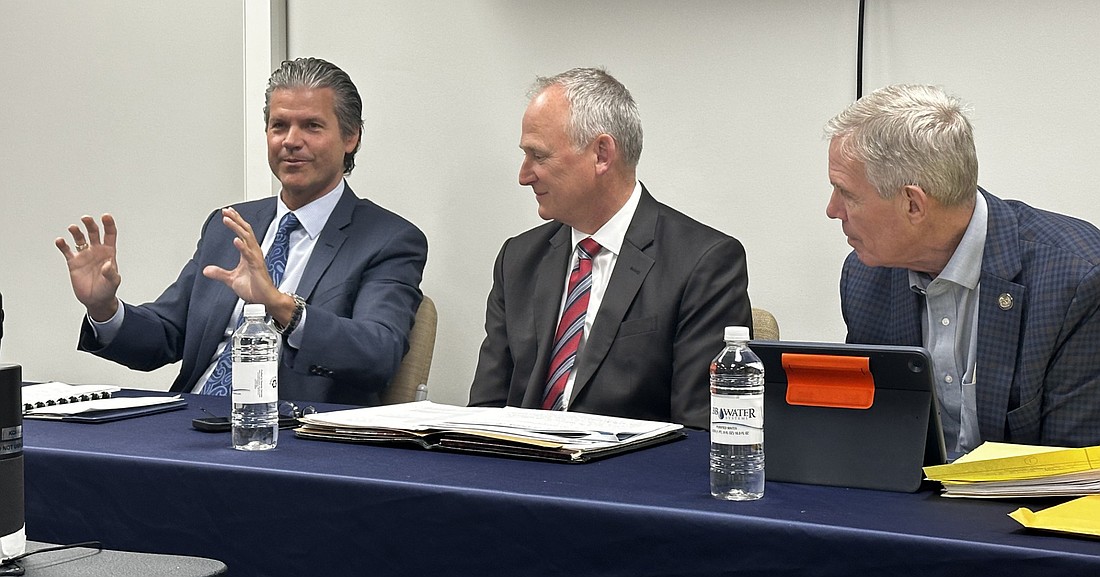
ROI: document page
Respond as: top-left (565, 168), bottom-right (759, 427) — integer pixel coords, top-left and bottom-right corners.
top-left (299, 401), bottom-right (683, 448)
top-left (21, 382), bottom-right (120, 410)
top-left (25, 395), bottom-right (184, 416)
top-left (923, 441), bottom-right (1100, 498)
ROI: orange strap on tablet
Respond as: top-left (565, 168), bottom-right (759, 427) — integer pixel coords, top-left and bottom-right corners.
top-left (781, 353), bottom-right (875, 409)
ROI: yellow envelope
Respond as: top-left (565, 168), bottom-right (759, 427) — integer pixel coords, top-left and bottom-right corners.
top-left (1009, 495), bottom-right (1100, 538)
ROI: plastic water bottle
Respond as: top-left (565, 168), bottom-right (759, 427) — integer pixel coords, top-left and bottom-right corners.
top-left (232, 303), bottom-right (280, 451)
top-left (710, 325), bottom-right (765, 500)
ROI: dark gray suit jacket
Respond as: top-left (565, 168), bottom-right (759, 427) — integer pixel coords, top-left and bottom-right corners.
top-left (79, 185), bottom-right (427, 405)
top-left (468, 186), bottom-right (752, 429)
top-left (841, 189), bottom-right (1100, 447)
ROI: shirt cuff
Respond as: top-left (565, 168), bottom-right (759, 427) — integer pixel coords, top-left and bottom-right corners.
top-left (87, 299), bottom-right (125, 346)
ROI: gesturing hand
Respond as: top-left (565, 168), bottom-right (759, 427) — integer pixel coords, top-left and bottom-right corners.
top-left (201, 207), bottom-right (281, 305)
top-left (55, 214), bottom-right (122, 322)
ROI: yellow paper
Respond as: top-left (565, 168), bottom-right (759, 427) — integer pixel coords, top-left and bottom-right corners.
top-left (924, 442), bottom-right (1100, 483)
top-left (952, 442), bottom-right (1068, 464)
top-left (1009, 495), bottom-right (1100, 538)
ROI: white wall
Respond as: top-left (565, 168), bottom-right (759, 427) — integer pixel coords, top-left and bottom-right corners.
top-left (289, 0), bottom-right (860, 405)
top-left (2, 1), bottom-right (1097, 408)
top-left (0, 0), bottom-right (245, 389)
top-left (863, 0), bottom-right (1100, 224)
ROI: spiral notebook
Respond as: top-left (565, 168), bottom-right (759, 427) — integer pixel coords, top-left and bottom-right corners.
top-left (21, 382), bottom-right (120, 412)
top-left (20, 382), bottom-right (187, 423)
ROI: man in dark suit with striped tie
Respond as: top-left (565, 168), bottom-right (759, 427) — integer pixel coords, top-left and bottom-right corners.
top-left (825, 84), bottom-right (1100, 451)
top-left (468, 68), bottom-right (752, 429)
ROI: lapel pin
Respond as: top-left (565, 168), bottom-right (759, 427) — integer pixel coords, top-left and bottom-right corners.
top-left (998, 293), bottom-right (1014, 311)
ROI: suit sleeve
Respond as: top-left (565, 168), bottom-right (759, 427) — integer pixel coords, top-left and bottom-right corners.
top-left (467, 240), bottom-right (513, 407)
top-left (288, 220), bottom-right (427, 395)
top-left (1034, 264), bottom-right (1100, 446)
top-left (77, 212), bottom-right (220, 371)
top-left (671, 236), bottom-right (752, 429)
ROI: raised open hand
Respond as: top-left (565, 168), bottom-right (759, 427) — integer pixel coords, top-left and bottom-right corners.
top-left (55, 214), bottom-right (122, 321)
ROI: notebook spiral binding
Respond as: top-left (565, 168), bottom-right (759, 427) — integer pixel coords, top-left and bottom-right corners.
top-left (20, 385), bottom-right (117, 414)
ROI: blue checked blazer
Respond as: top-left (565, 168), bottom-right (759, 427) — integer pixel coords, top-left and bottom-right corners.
top-left (841, 189), bottom-right (1100, 447)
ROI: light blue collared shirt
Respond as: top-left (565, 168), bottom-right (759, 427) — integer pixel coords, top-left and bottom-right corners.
top-left (909, 192), bottom-right (987, 453)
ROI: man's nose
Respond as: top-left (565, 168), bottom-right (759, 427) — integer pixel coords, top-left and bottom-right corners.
top-left (825, 189), bottom-right (845, 220)
top-left (518, 157), bottom-right (536, 186)
top-left (283, 126), bottom-right (303, 149)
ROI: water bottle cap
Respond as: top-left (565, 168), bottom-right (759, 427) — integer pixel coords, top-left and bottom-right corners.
top-left (724, 326), bottom-right (750, 342)
top-left (243, 303), bottom-right (267, 318)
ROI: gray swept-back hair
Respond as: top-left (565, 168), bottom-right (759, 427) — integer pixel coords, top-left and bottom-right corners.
top-left (530, 67), bottom-right (643, 167)
top-left (824, 84), bottom-right (978, 207)
top-left (264, 57), bottom-right (363, 175)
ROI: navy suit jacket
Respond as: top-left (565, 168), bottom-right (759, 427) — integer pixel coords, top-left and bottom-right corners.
top-left (468, 187), bottom-right (752, 429)
top-left (841, 189), bottom-right (1100, 447)
top-left (79, 185), bottom-right (427, 406)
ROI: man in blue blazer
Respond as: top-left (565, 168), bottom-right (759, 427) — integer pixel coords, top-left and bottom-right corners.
top-left (825, 84), bottom-right (1100, 450)
top-left (56, 58), bottom-right (427, 406)
top-left (468, 68), bottom-right (751, 429)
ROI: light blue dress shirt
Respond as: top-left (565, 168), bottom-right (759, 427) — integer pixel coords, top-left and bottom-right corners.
top-left (909, 193), bottom-right (987, 453)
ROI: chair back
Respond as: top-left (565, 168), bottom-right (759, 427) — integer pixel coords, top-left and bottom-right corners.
top-left (752, 307), bottom-right (780, 341)
top-left (380, 295), bottom-right (437, 404)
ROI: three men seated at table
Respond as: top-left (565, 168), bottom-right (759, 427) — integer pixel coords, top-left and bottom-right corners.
top-left (54, 59), bottom-right (1100, 449)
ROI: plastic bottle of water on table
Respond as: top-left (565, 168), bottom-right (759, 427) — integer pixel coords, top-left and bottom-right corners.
top-left (710, 325), bottom-right (765, 500)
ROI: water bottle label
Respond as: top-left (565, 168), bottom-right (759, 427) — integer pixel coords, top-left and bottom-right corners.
top-left (233, 360), bottom-right (278, 403)
top-left (710, 394), bottom-right (763, 444)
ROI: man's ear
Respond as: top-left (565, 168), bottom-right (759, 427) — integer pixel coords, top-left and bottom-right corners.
top-left (902, 184), bottom-right (929, 224)
top-left (593, 134), bottom-right (616, 176)
top-left (344, 128), bottom-right (361, 154)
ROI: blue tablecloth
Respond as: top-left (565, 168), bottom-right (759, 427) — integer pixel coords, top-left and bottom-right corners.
top-left (21, 393), bottom-right (1100, 577)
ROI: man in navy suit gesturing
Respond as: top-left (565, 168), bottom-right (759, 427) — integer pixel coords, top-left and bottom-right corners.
top-left (825, 84), bottom-right (1100, 451)
top-left (56, 58), bottom-right (427, 406)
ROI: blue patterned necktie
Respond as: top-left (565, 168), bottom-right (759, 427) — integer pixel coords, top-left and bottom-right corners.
top-left (199, 212), bottom-right (300, 396)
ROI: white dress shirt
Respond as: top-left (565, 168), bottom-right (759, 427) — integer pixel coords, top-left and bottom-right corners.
top-left (557, 181), bottom-right (643, 409)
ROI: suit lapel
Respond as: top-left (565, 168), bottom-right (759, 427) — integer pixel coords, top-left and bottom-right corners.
top-left (297, 187), bottom-right (355, 300)
top-left (890, 269), bottom-right (923, 346)
top-left (569, 189), bottom-right (657, 404)
top-left (521, 225), bottom-right (573, 407)
top-left (974, 190), bottom-right (1024, 441)
top-left (194, 200), bottom-right (277, 377)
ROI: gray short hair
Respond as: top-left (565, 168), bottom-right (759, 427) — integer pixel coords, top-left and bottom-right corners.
top-left (824, 84), bottom-right (978, 207)
top-left (530, 67), bottom-right (643, 167)
top-left (264, 57), bottom-right (364, 175)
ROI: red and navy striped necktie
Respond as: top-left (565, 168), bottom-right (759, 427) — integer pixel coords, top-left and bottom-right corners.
top-left (542, 237), bottom-right (601, 410)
